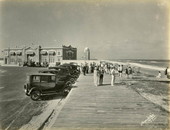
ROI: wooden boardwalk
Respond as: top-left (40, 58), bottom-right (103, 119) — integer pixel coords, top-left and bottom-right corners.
top-left (51, 73), bottom-right (169, 129)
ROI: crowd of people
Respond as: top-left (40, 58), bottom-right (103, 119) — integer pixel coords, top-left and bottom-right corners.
top-left (79, 61), bottom-right (170, 87)
top-left (79, 62), bottom-right (136, 86)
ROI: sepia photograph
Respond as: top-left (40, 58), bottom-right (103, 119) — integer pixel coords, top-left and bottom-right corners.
top-left (0, 0), bottom-right (170, 130)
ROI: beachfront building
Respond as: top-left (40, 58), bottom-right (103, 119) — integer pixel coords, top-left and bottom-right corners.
top-left (84, 47), bottom-right (90, 60)
top-left (3, 45), bottom-right (77, 66)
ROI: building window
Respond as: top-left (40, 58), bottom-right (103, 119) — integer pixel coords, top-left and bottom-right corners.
top-left (69, 52), bottom-right (73, 58)
top-left (49, 55), bottom-right (55, 63)
top-left (17, 58), bottom-right (22, 63)
top-left (16, 51), bottom-right (22, 56)
top-left (5, 51), bottom-right (9, 56)
top-left (10, 52), bottom-right (16, 56)
top-left (49, 50), bottom-right (56, 56)
top-left (58, 51), bottom-right (60, 56)
top-left (41, 55), bottom-right (48, 63)
top-left (10, 57), bottom-right (15, 63)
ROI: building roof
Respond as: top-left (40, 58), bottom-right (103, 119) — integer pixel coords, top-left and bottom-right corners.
top-left (4, 48), bottom-right (23, 51)
top-left (3, 45), bottom-right (77, 51)
top-left (41, 47), bottom-right (62, 49)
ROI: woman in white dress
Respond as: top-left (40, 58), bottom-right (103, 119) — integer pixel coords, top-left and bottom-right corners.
top-left (94, 67), bottom-right (99, 86)
top-left (110, 67), bottom-right (116, 86)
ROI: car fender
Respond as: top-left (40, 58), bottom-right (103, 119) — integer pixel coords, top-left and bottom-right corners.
top-left (24, 84), bottom-right (30, 96)
top-left (28, 87), bottom-right (41, 95)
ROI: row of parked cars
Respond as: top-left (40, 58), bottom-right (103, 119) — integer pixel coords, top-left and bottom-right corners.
top-left (24, 63), bottom-right (80, 101)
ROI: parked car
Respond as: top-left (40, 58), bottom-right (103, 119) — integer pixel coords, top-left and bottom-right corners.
top-left (60, 63), bottom-right (80, 78)
top-left (38, 68), bottom-right (74, 85)
top-left (48, 62), bottom-right (61, 67)
top-left (24, 73), bottom-right (70, 101)
top-left (48, 66), bottom-right (78, 83)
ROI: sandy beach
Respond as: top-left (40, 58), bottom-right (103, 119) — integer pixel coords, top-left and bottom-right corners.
top-left (103, 60), bottom-right (170, 112)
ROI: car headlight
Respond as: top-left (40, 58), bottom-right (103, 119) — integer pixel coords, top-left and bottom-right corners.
top-left (24, 89), bottom-right (27, 93)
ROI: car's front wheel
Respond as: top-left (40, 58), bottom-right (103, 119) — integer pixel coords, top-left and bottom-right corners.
top-left (30, 90), bottom-right (41, 101)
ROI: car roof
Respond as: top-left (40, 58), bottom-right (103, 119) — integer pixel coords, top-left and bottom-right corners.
top-left (39, 69), bottom-right (58, 72)
top-left (61, 63), bottom-right (71, 66)
top-left (27, 73), bottom-right (56, 76)
top-left (61, 64), bottom-right (78, 67)
top-left (48, 66), bottom-right (67, 69)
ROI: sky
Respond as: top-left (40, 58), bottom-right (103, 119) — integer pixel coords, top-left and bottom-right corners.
top-left (0, 0), bottom-right (169, 60)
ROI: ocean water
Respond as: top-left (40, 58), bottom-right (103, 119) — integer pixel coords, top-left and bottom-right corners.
top-left (115, 59), bottom-right (170, 68)
top-left (109, 59), bottom-right (170, 76)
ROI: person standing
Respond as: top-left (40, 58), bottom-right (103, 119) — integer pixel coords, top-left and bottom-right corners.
top-left (86, 64), bottom-right (89, 74)
top-left (94, 67), bottom-right (99, 86)
top-left (165, 67), bottom-right (170, 79)
top-left (125, 67), bottom-right (129, 78)
top-left (89, 64), bottom-right (92, 73)
top-left (119, 65), bottom-right (123, 77)
top-left (165, 67), bottom-right (168, 75)
top-left (91, 65), bottom-right (94, 73)
top-left (99, 67), bottom-right (104, 85)
top-left (110, 67), bottom-right (116, 86)
top-left (82, 65), bottom-right (86, 76)
top-left (128, 66), bottom-right (133, 78)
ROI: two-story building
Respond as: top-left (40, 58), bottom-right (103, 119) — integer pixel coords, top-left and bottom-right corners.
top-left (3, 45), bottom-right (77, 66)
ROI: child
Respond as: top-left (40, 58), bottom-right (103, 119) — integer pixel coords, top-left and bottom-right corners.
top-left (156, 71), bottom-right (161, 78)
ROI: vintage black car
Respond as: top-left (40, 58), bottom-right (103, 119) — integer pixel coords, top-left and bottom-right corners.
top-left (38, 68), bottom-right (75, 85)
top-left (24, 73), bottom-right (70, 101)
top-left (48, 66), bottom-right (78, 83)
top-left (60, 63), bottom-right (80, 78)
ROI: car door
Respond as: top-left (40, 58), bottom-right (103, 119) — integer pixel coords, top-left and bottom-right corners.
top-left (48, 75), bottom-right (56, 89)
top-left (40, 76), bottom-right (55, 91)
top-left (32, 76), bottom-right (40, 88)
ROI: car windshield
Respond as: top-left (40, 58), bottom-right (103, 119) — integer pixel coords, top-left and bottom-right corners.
top-left (41, 76), bottom-right (49, 82)
top-left (32, 75), bottom-right (55, 83)
top-left (33, 76), bottom-right (40, 82)
top-left (41, 76), bottom-right (55, 83)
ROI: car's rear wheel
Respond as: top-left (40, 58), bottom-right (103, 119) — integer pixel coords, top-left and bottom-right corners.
top-left (63, 89), bottom-right (70, 96)
top-left (70, 78), bottom-right (75, 84)
top-left (30, 90), bottom-right (41, 101)
top-left (65, 81), bottom-right (71, 87)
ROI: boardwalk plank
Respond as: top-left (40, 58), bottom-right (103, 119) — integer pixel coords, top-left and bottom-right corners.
top-left (51, 74), bottom-right (169, 129)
